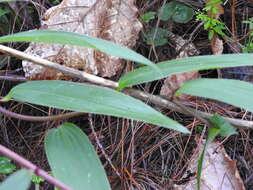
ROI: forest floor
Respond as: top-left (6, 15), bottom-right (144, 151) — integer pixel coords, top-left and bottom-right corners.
top-left (0, 0), bottom-right (253, 189)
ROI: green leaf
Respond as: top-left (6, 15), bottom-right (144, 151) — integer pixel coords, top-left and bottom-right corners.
top-left (172, 3), bottom-right (194, 23)
top-left (197, 127), bottom-right (220, 190)
top-left (2, 80), bottom-right (189, 133)
top-left (0, 9), bottom-right (10, 17)
top-left (176, 78), bottom-right (253, 113)
top-left (0, 157), bottom-right (16, 174)
top-left (141, 11), bottom-right (156, 23)
top-left (159, 1), bottom-right (177, 21)
top-left (0, 30), bottom-right (155, 67)
top-left (209, 114), bottom-right (237, 137)
top-left (0, 169), bottom-right (31, 190)
top-left (118, 54), bottom-right (253, 89)
top-left (31, 174), bottom-right (45, 184)
top-left (144, 27), bottom-right (169, 46)
top-left (45, 123), bottom-right (111, 190)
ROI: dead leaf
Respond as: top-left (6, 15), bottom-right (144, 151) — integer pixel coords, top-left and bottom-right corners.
top-left (160, 34), bottom-right (200, 100)
top-left (174, 140), bottom-right (245, 190)
top-left (22, 0), bottom-right (142, 79)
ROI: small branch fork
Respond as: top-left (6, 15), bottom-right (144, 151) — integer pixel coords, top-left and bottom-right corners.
top-left (0, 44), bottom-right (252, 130)
top-left (0, 144), bottom-right (73, 190)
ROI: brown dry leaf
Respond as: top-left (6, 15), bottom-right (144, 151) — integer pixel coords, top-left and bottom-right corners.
top-left (174, 140), bottom-right (245, 190)
top-left (160, 34), bottom-right (200, 100)
top-left (22, 0), bottom-right (142, 80)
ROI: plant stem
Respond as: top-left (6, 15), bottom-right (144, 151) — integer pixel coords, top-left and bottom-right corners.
top-left (0, 144), bottom-right (73, 190)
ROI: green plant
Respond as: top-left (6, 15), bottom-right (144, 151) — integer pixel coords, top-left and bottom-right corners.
top-left (0, 29), bottom-right (253, 189)
top-left (31, 174), bottom-right (45, 190)
top-left (242, 18), bottom-right (253, 53)
top-left (196, 0), bottom-right (226, 39)
top-left (140, 11), bottom-right (156, 23)
top-left (143, 27), bottom-right (170, 46)
top-left (0, 157), bottom-right (16, 175)
top-left (159, 1), bottom-right (195, 23)
top-left (196, 114), bottom-right (237, 190)
top-left (142, 1), bottom-right (194, 47)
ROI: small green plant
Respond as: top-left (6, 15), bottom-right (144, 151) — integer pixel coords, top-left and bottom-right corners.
top-left (196, 114), bottom-right (237, 190)
top-left (143, 27), bottom-right (170, 46)
top-left (140, 11), bottom-right (156, 23)
top-left (142, 1), bottom-right (194, 47)
top-left (31, 174), bottom-right (45, 190)
top-left (196, 0), bottom-right (226, 39)
top-left (242, 18), bottom-right (253, 53)
top-left (0, 157), bottom-right (16, 175)
top-left (159, 1), bottom-right (195, 23)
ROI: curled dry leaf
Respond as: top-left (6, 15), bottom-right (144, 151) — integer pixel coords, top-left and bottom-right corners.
top-left (22, 0), bottom-right (142, 79)
top-left (174, 140), bottom-right (245, 190)
top-left (160, 33), bottom-right (200, 100)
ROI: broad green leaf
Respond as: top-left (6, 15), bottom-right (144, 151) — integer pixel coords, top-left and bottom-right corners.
top-left (118, 54), bottom-right (253, 89)
top-left (172, 2), bottom-right (194, 23)
top-left (0, 157), bottom-right (16, 174)
top-left (45, 123), bottom-right (111, 190)
top-left (0, 169), bottom-right (31, 190)
top-left (197, 127), bottom-right (220, 190)
top-left (159, 1), bottom-right (177, 21)
top-left (209, 114), bottom-right (237, 137)
top-left (2, 80), bottom-right (189, 133)
top-left (0, 30), bottom-right (155, 67)
top-left (176, 78), bottom-right (253, 112)
top-left (159, 1), bottom-right (194, 23)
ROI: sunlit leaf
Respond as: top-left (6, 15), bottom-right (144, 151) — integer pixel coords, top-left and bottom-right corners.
top-left (176, 78), bottom-right (253, 112)
top-left (119, 54), bottom-right (253, 89)
top-left (0, 169), bottom-right (31, 190)
top-left (45, 123), bottom-right (111, 190)
top-left (2, 80), bottom-right (189, 133)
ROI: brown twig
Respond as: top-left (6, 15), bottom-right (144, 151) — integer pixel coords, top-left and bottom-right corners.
top-left (0, 144), bottom-right (73, 190)
top-left (0, 105), bottom-right (85, 122)
top-left (0, 44), bottom-right (117, 88)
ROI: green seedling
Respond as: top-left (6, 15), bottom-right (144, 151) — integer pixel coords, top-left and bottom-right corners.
top-left (32, 174), bottom-right (45, 190)
top-left (197, 114), bottom-right (237, 190)
top-left (143, 27), bottom-right (169, 46)
top-left (0, 157), bottom-right (16, 175)
top-left (140, 11), bottom-right (156, 23)
top-left (242, 18), bottom-right (253, 53)
top-left (196, 0), bottom-right (226, 40)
